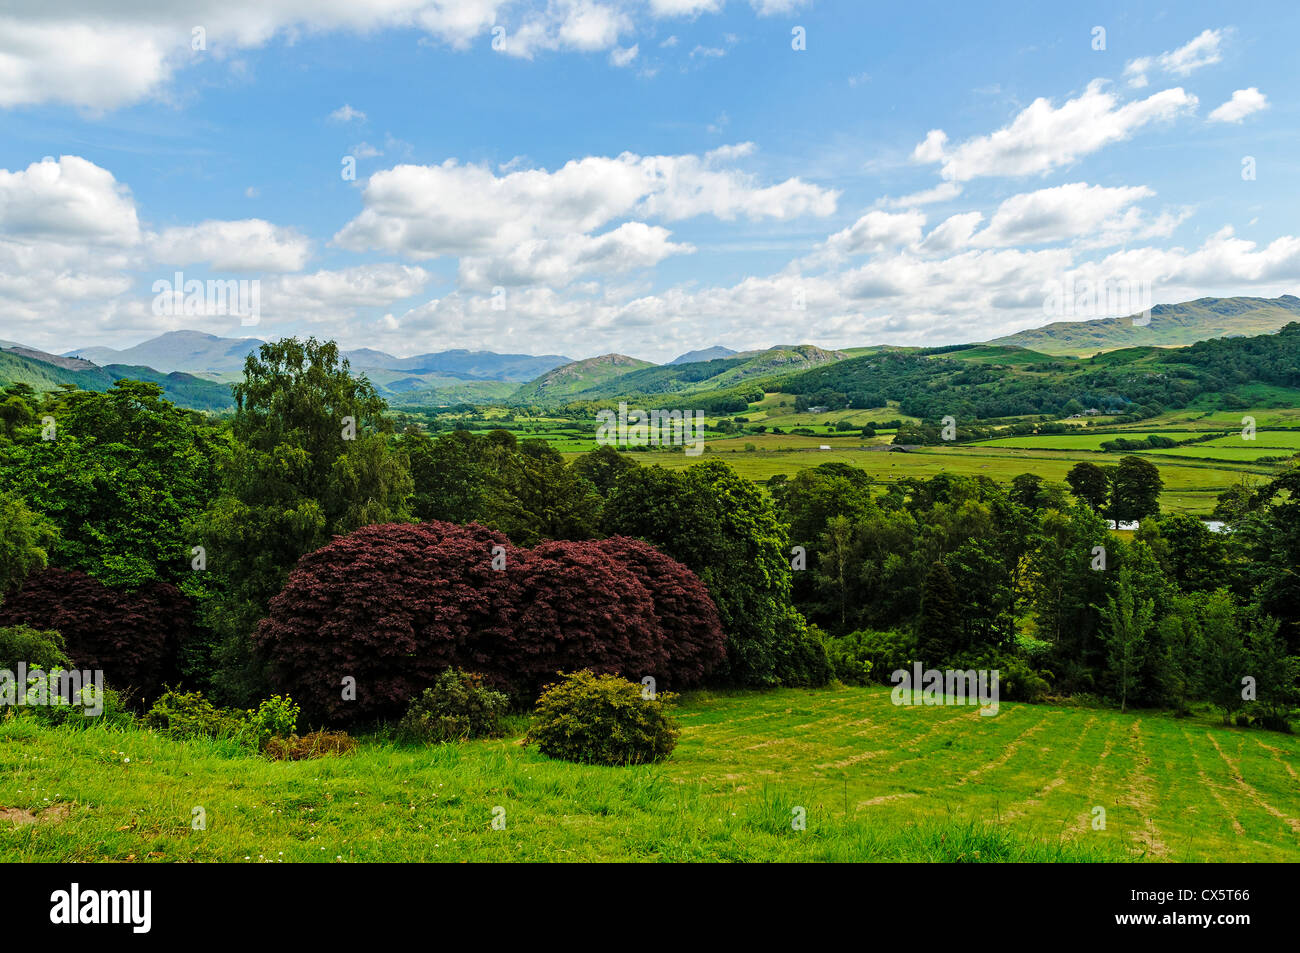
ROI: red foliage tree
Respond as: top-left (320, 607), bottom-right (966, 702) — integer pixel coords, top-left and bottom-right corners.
top-left (255, 521), bottom-right (725, 724)
top-left (255, 521), bottom-right (520, 724)
top-left (595, 536), bottom-right (726, 688)
top-left (0, 568), bottom-right (188, 701)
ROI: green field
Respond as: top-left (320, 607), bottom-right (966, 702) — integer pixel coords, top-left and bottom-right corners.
top-left (3, 686), bottom-right (1294, 862)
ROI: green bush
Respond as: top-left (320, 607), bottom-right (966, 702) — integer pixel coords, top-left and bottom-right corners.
top-left (398, 669), bottom-right (510, 743)
top-left (950, 650), bottom-right (1051, 703)
top-left (524, 670), bottom-right (679, 766)
top-left (11, 667), bottom-right (133, 730)
top-left (837, 629), bottom-right (917, 684)
top-left (146, 689), bottom-right (247, 741)
top-left (246, 694), bottom-right (300, 750)
top-left (776, 623), bottom-right (834, 687)
top-left (0, 625), bottom-right (70, 671)
top-left (821, 629), bottom-right (876, 685)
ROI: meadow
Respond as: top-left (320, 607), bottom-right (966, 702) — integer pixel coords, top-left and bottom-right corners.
top-left (2, 686), bottom-right (1295, 863)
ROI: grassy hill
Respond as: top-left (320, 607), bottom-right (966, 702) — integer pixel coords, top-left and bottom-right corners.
top-left (0, 349), bottom-right (235, 411)
top-left (553, 345), bottom-right (848, 404)
top-left (4, 685), bottom-right (1293, 862)
top-left (510, 353), bottom-right (654, 402)
top-left (989, 294), bottom-right (1300, 356)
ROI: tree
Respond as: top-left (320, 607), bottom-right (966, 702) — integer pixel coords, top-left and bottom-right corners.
top-left (0, 492), bottom-right (57, 597)
top-left (916, 560), bottom-right (961, 666)
top-left (0, 568), bottom-right (193, 702)
top-left (572, 444), bottom-right (638, 497)
top-left (604, 460), bottom-right (828, 687)
top-left (1066, 461), bottom-right (1110, 511)
top-left (1009, 472), bottom-right (1046, 510)
top-left (0, 380), bottom-right (224, 588)
top-left (485, 440), bottom-right (602, 545)
top-left (1098, 565), bottom-right (1154, 712)
top-left (1110, 455), bottom-right (1163, 522)
top-left (255, 521), bottom-right (723, 723)
top-left (194, 338), bottom-right (413, 704)
top-left (1195, 589), bottom-right (1250, 724)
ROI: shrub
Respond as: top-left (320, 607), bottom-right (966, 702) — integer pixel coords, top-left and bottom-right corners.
top-left (146, 689), bottom-right (246, 741)
top-left (246, 694), bottom-right (300, 749)
top-left (839, 629), bottom-right (918, 684)
top-left (10, 667), bottom-right (133, 730)
top-left (524, 670), bottom-right (679, 766)
top-left (264, 730), bottom-right (357, 760)
top-left (774, 621), bottom-right (834, 687)
top-left (950, 650), bottom-right (1051, 703)
top-left (0, 568), bottom-right (192, 702)
top-left (821, 629), bottom-right (875, 685)
top-left (256, 521), bottom-right (725, 724)
top-left (0, 624), bottom-right (70, 671)
top-left (398, 669), bottom-right (509, 743)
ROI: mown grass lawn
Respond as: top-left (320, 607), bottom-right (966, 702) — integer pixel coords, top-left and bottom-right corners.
top-left (2, 686), bottom-right (1295, 863)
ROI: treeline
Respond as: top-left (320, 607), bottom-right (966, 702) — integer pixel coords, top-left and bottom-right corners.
top-left (770, 461), bottom-right (1299, 724)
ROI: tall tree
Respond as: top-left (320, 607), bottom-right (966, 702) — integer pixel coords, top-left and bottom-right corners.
top-left (195, 338), bottom-right (412, 703)
top-left (1110, 455), bottom-right (1163, 522)
top-left (916, 560), bottom-right (961, 665)
top-left (1065, 461), bottom-right (1110, 511)
top-left (1098, 565), bottom-right (1154, 712)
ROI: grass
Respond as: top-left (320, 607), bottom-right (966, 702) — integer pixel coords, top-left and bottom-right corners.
top-left (2, 686), bottom-right (1295, 863)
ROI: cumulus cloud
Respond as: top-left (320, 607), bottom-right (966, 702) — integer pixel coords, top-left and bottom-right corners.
top-left (878, 182), bottom-right (962, 208)
top-left (332, 147), bottom-right (838, 281)
top-left (152, 220), bottom-right (312, 272)
top-left (0, 156), bottom-right (140, 246)
top-left (329, 104), bottom-right (367, 122)
top-left (913, 81), bottom-right (1197, 181)
top-left (1208, 87), bottom-right (1269, 123)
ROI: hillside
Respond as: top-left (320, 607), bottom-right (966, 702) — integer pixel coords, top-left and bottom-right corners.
top-left (510, 353), bottom-right (654, 402)
top-left (557, 345), bottom-right (848, 404)
top-left (0, 349), bottom-right (235, 411)
top-left (989, 294), bottom-right (1300, 356)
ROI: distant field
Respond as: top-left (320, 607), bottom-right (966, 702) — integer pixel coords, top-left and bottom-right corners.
top-left (3, 686), bottom-right (1293, 862)
top-left (621, 442), bottom-right (1269, 513)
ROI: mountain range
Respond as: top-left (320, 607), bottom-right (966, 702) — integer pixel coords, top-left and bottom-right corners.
top-left (3, 294), bottom-right (1297, 411)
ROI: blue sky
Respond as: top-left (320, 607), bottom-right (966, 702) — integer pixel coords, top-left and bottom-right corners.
top-left (1, 0), bottom-right (1297, 361)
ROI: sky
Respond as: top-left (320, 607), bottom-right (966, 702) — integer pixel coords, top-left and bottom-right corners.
top-left (1, 0), bottom-right (1298, 363)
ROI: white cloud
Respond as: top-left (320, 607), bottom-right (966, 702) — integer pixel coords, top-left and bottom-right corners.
top-left (649, 0), bottom-right (723, 15)
top-left (265, 264), bottom-right (431, 317)
top-left (609, 44), bottom-right (639, 67)
top-left (329, 104), bottom-right (367, 122)
top-left (333, 147), bottom-right (838, 275)
top-left (821, 209), bottom-right (927, 259)
top-left (1125, 28), bottom-right (1226, 88)
top-left (878, 182), bottom-right (962, 208)
top-left (970, 182), bottom-right (1156, 248)
top-left (152, 220), bottom-right (311, 272)
top-left (458, 222), bottom-right (693, 288)
top-left (913, 81), bottom-right (1198, 181)
top-left (0, 156), bottom-right (140, 246)
top-left (1208, 87), bottom-right (1269, 123)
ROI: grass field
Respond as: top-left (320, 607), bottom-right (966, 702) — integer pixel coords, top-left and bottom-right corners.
top-left (2, 686), bottom-right (1295, 863)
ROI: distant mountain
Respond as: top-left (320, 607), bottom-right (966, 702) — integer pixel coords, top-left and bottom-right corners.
top-left (0, 347), bottom-right (235, 411)
top-left (67, 331), bottom-right (266, 374)
top-left (669, 345), bottom-right (737, 365)
top-left (66, 331), bottom-right (571, 383)
top-left (345, 348), bottom-right (572, 382)
top-left (988, 295), bottom-right (1300, 356)
top-left (511, 354), bottom-right (655, 402)
top-left (1, 340), bottom-right (98, 372)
